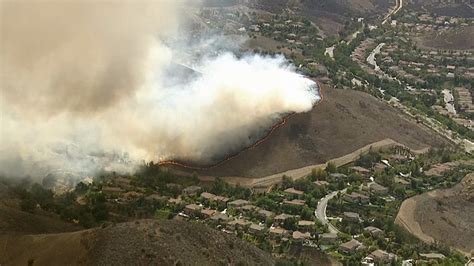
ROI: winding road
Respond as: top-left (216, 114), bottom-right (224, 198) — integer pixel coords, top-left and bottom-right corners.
top-left (315, 189), bottom-right (346, 234)
top-left (382, 0), bottom-right (403, 25)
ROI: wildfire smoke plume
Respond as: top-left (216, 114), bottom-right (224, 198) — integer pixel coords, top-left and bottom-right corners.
top-left (0, 0), bottom-right (321, 179)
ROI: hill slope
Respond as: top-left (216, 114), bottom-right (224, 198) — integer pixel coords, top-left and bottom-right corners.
top-left (249, 0), bottom-right (391, 34)
top-left (0, 181), bottom-right (274, 265)
top-left (178, 86), bottom-right (448, 177)
top-left (396, 173), bottom-right (474, 255)
top-left (0, 219), bottom-right (275, 266)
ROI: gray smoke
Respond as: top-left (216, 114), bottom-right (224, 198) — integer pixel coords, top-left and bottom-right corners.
top-left (0, 0), bottom-right (320, 179)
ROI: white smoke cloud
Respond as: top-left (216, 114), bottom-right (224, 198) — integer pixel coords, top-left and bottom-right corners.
top-left (0, 1), bottom-right (320, 178)
top-left (144, 52), bottom-right (320, 163)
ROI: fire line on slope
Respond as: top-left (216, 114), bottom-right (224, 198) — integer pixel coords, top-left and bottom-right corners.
top-left (158, 81), bottom-right (324, 170)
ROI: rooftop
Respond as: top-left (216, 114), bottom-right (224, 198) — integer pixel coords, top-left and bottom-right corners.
top-left (298, 220), bottom-right (315, 226)
top-left (274, 213), bottom-right (296, 220)
top-left (270, 227), bottom-right (287, 235)
top-left (201, 208), bottom-right (216, 216)
top-left (364, 226), bottom-right (383, 235)
top-left (419, 253), bottom-right (446, 260)
top-left (314, 180), bottom-right (330, 186)
top-left (369, 182), bottom-right (388, 192)
top-left (283, 199), bottom-right (306, 206)
top-left (340, 239), bottom-right (363, 250)
top-left (228, 199), bottom-right (249, 207)
top-left (210, 213), bottom-right (231, 222)
top-left (185, 204), bottom-right (202, 211)
top-left (250, 223), bottom-right (265, 231)
top-left (343, 212), bottom-right (360, 219)
top-left (321, 233), bottom-right (338, 239)
top-left (284, 187), bottom-right (304, 195)
top-left (183, 186), bottom-right (201, 193)
top-left (292, 231), bottom-right (311, 240)
top-left (350, 166), bottom-right (371, 174)
top-left (258, 209), bottom-right (274, 218)
top-left (201, 192), bottom-right (216, 199)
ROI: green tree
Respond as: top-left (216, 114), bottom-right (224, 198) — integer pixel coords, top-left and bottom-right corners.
top-left (325, 162), bottom-right (337, 173)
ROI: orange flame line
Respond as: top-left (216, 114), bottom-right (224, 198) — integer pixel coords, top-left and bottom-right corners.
top-left (158, 81), bottom-right (323, 170)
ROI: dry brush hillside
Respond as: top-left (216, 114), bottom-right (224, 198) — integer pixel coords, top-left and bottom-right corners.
top-left (181, 86), bottom-right (448, 178)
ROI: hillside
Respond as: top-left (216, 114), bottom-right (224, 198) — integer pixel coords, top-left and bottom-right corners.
top-left (407, 0), bottom-right (474, 18)
top-left (0, 179), bottom-right (80, 235)
top-left (251, 0), bottom-right (390, 16)
top-left (0, 180), bottom-right (275, 266)
top-left (396, 173), bottom-right (474, 255)
top-left (197, 0), bottom-right (392, 36)
top-left (0, 219), bottom-right (275, 265)
top-left (175, 85), bottom-right (448, 178)
top-left (250, 0), bottom-right (391, 34)
top-left (415, 25), bottom-right (474, 50)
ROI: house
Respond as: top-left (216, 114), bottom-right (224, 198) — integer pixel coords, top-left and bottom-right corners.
top-left (320, 233), bottom-right (338, 244)
top-left (330, 173), bottom-right (347, 179)
top-left (226, 219), bottom-right (251, 231)
top-left (368, 249), bottom-right (397, 263)
top-left (258, 209), bottom-right (275, 221)
top-left (249, 223), bottom-right (266, 235)
top-left (283, 199), bottom-right (306, 207)
top-left (391, 153), bottom-right (409, 162)
top-left (368, 182), bottom-right (389, 195)
top-left (183, 186), bottom-right (201, 196)
top-left (102, 186), bottom-right (124, 196)
top-left (200, 192), bottom-right (216, 202)
top-left (314, 180), bottom-right (330, 187)
top-left (200, 208), bottom-right (216, 219)
top-left (343, 212), bottom-right (360, 222)
top-left (145, 194), bottom-right (166, 202)
top-left (214, 195), bottom-right (230, 207)
top-left (269, 227), bottom-right (288, 239)
top-left (292, 231), bottom-right (311, 242)
top-left (183, 204), bottom-right (202, 217)
top-left (419, 253), bottom-right (446, 261)
top-left (350, 166), bottom-right (371, 176)
top-left (165, 183), bottom-right (182, 192)
top-left (424, 162), bottom-right (456, 177)
top-left (210, 213), bottom-right (232, 225)
top-left (394, 177), bottom-right (410, 188)
top-left (344, 192), bottom-right (369, 204)
top-left (274, 213), bottom-right (296, 226)
top-left (373, 163), bottom-right (387, 173)
top-left (364, 226), bottom-right (383, 237)
top-left (298, 220), bottom-right (315, 232)
top-left (203, 193), bottom-right (230, 206)
top-left (284, 187), bottom-right (304, 198)
top-left (238, 204), bottom-right (259, 213)
top-left (228, 199), bottom-right (249, 208)
top-left (339, 239), bottom-right (364, 254)
top-left (122, 191), bottom-right (143, 200)
top-left (168, 197), bottom-right (182, 205)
